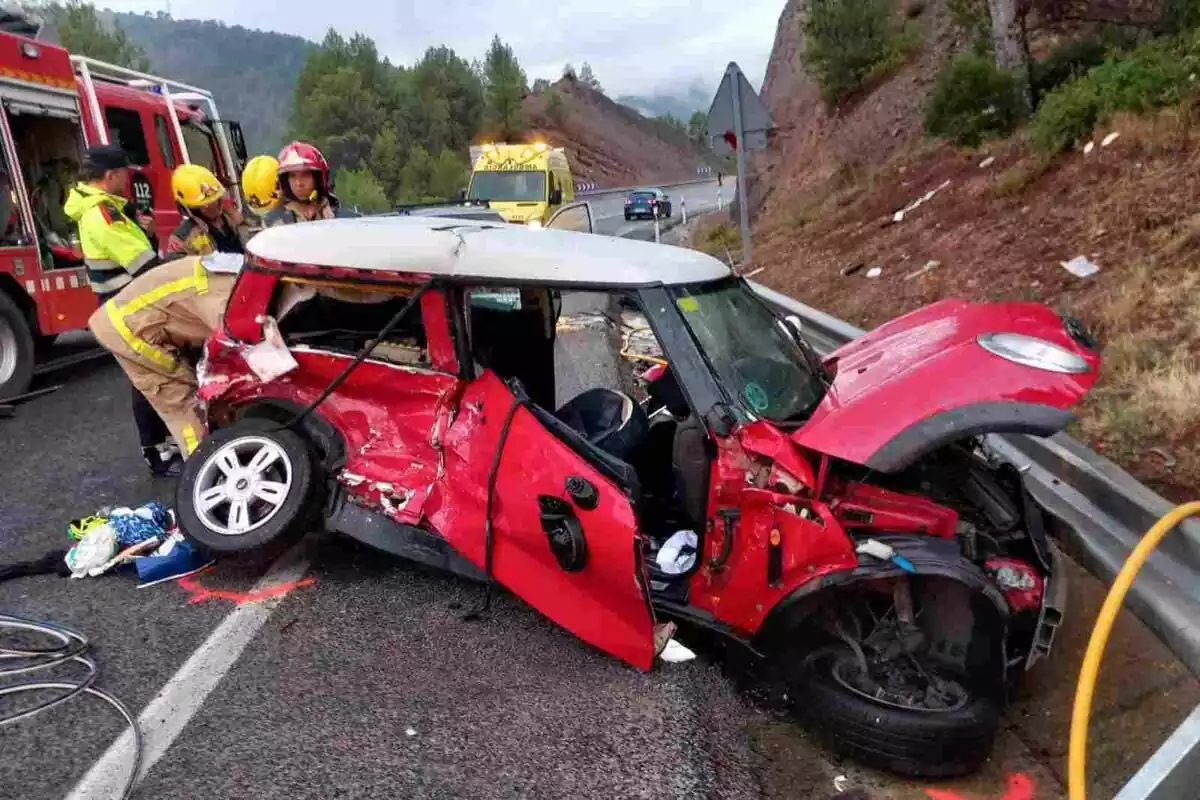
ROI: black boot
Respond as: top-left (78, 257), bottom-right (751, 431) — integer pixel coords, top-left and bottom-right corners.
top-left (143, 446), bottom-right (183, 478)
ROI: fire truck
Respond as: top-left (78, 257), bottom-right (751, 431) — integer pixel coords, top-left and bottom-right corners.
top-left (0, 7), bottom-right (247, 399)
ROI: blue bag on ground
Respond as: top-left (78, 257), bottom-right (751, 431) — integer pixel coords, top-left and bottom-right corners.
top-left (135, 534), bottom-right (212, 585)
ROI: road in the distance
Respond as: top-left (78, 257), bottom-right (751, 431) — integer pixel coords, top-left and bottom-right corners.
top-left (588, 179), bottom-right (725, 237)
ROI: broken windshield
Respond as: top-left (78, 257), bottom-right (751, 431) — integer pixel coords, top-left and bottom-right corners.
top-left (468, 171), bottom-right (546, 203)
top-left (670, 279), bottom-right (825, 424)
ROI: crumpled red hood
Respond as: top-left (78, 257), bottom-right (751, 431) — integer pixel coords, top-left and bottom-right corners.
top-left (790, 300), bottom-right (1100, 471)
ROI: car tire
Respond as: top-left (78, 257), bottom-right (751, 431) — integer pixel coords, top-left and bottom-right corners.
top-left (794, 647), bottom-right (999, 778)
top-left (176, 417), bottom-right (322, 553)
top-left (0, 290), bottom-right (35, 400)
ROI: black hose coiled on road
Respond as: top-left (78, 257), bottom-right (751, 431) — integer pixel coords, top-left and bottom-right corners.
top-left (0, 614), bottom-right (141, 799)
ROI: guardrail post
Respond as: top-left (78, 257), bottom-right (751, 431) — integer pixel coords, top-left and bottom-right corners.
top-left (717, 188), bottom-right (724, 211)
top-left (682, 198), bottom-right (687, 225)
top-left (654, 212), bottom-right (661, 244)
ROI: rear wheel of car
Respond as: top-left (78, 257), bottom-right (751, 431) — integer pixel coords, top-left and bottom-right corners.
top-left (0, 291), bottom-right (34, 400)
top-left (793, 647), bottom-right (999, 778)
top-left (176, 418), bottom-right (321, 553)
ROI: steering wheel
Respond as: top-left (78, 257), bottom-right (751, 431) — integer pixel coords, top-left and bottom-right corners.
top-left (730, 356), bottom-right (804, 419)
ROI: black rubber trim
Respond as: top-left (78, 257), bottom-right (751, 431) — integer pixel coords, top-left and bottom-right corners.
top-left (865, 402), bottom-right (1073, 473)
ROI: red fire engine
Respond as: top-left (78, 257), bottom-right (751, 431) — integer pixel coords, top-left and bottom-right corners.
top-left (0, 9), bottom-right (247, 398)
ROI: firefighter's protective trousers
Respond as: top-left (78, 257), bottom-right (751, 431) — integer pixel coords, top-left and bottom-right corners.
top-left (88, 257), bottom-right (236, 456)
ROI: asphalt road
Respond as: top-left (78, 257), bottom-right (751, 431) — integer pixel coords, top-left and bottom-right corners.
top-left (588, 179), bottom-right (725, 239)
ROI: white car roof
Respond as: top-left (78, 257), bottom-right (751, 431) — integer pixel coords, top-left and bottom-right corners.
top-left (246, 216), bottom-right (732, 287)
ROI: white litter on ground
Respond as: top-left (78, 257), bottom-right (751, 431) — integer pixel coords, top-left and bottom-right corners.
top-left (904, 260), bottom-right (939, 281)
top-left (405, 728), bottom-right (417, 737)
top-left (866, 267), bottom-right (882, 278)
top-left (1083, 141), bottom-right (1096, 155)
top-left (659, 639), bottom-right (697, 663)
top-left (1102, 131), bottom-right (1121, 147)
top-left (979, 156), bottom-right (995, 169)
top-left (834, 775), bottom-right (849, 793)
top-left (1062, 255), bottom-right (1100, 278)
top-left (891, 179), bottom-right (951, 223)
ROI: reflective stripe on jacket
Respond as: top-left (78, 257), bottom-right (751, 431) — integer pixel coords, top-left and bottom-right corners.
top-left (95, 256), bottom-right (235, 374)
top-left (63, 183), bottom-right (156, 294)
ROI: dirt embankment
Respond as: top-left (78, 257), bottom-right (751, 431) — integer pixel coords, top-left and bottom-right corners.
top-left (523, 78), bottom-right (707, 188)
top-left (749, 0), bottom-right (1200, 500)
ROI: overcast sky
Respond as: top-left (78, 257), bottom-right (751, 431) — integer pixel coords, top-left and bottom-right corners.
top-left (97, 0), bottom-right (779, 97)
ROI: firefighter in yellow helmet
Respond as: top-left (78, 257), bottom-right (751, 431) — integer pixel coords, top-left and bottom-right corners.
top-left (241, 154), bottom-right (281, 218)
top-left (166, 164), bottom-right (251, 257)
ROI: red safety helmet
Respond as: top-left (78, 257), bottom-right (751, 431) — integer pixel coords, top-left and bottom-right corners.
top-left (276, 141), bottom-right (330, 202)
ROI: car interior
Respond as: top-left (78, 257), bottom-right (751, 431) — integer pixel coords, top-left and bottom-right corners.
top-left (274, 281), bottom-right (430, 368)
top-left (464, 286), bottom-right (710, 594)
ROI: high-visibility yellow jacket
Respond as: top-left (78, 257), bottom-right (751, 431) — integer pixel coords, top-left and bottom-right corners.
top-left (63, 183), bottom-right (156, 295)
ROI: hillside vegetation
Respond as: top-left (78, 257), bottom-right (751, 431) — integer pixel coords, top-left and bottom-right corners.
top-left (748, 0), bottom-right (1200, 499)
top-left (42, 4), bottom-right (713, 207)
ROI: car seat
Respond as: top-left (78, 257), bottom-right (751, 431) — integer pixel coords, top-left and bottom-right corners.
top-left (554, 388), bottom-right (648, 463)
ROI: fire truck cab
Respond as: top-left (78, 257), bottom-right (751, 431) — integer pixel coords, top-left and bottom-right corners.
top-left (0, 9), bottom-right (247, 398)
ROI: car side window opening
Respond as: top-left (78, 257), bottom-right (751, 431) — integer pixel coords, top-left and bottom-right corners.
top-left (273, 279), bottom-right (430, 369)
top-left (103, 107), bottom-right (150, 165)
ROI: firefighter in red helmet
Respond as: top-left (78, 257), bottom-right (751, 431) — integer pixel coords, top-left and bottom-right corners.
top-left (263, 141), bottom-right (348, 227)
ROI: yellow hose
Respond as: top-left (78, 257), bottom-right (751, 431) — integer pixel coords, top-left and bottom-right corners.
top-left (1068, 501), bottom-right (1200, 800)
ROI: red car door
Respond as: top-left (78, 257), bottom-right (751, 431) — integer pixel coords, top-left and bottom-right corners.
top-left (432, 370), bottom-right (657, 670)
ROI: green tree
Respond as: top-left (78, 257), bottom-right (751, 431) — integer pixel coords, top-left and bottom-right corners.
top-left (579, 62), bottom-right (603, 93)
top-left (430, 149), bottom-right (468, 198)
top-left (293, 67), bottom-right (385, 169)
top-left (46, 1), bottom-right (150, 71)
top-left (369, 124), bottom-right (407, 202)
top-left (398, 144), bottom-right (436, 202)
top-left (335, 167), bottom-right (391, 213)
top-left (687, 110), bottom-right (707, 147)
top-left (483, 35), bottom-right (528, 140)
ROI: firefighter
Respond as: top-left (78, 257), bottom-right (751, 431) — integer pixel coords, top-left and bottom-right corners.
top-left (87, 253), bottom-right (242, 459)
top-left (64, 144), bottom-right (178, 476)
top-left (240, 154), bottom-right (281, 220)
top-left (166, 164), bottom-right (251, 256)
top-left (263, 141), bottom-right (342, 227)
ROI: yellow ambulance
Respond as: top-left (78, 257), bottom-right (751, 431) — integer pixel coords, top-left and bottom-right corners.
top-left (467, 143), bottom-right (575, 226)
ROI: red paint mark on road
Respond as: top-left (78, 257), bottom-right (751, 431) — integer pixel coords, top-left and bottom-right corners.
top-left (177, 573), bottom-right (316, 605)
top-left (925, 773), bottom-right (1035, 800)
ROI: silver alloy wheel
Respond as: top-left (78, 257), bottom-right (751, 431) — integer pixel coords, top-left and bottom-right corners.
top-left (192, 435), bottom-right (294, 536)
top-left (0, 316), bottom-right (17, 387)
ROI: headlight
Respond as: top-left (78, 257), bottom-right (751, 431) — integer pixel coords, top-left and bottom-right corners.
top-left (977, 332), bottom-right (1091, 374)
top-left (527, 219), bottom-right (543, 229)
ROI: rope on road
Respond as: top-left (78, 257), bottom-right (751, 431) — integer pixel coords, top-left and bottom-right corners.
top-left (0, 614), bottom-right (142, 799)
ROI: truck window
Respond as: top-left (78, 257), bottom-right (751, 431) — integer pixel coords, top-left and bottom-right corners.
top-left (103, 107), bottom-right (149, 165)
top-left (154, 115), bottom-right (176, 169)
top-left (181, 123), bottom-right (220, 178)
top-left (468, 171), bottom-right (546, 203)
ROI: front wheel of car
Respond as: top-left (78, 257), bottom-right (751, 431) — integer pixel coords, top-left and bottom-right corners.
top-left (176, 418), bottom-right (321, 553)
top-left (793, 647), bottom-right (999, 778)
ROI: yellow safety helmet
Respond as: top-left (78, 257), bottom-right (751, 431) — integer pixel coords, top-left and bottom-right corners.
top-left (242, 155), bottom-right (281, 214)
top-left (171, 163), bottom-right (226, 210)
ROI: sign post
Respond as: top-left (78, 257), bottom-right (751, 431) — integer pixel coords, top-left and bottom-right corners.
top-left (706, 62), bottom-right (773, 267)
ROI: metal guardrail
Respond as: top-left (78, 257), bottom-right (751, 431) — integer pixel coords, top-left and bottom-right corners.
top-left (576, 177), bottom-right (717, 198)
top-left (748, 281), bottom-right (1200, 798)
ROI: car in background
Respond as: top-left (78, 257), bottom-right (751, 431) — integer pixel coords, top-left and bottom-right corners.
top-left (624, 188), bottom-right (671, 221)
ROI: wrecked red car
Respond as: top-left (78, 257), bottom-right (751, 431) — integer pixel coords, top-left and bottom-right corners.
top-left (179, 206), bottom-right (1100, 778)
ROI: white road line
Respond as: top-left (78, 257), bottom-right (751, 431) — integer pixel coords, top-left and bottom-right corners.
top-left (65, 541), bottom-right (312, 799)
